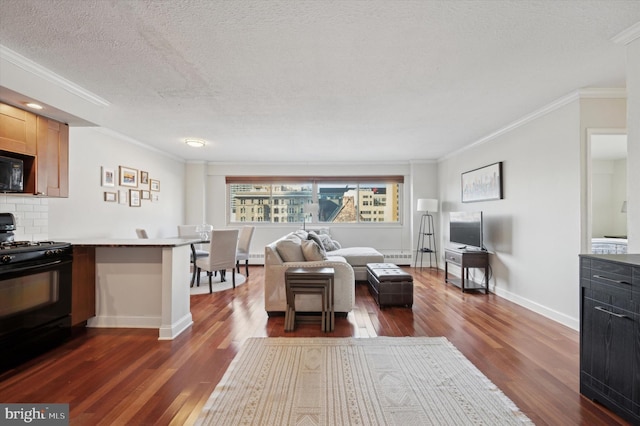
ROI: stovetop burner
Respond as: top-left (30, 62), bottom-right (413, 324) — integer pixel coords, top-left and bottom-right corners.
top-left (0, 240), bottom-right (60, 249)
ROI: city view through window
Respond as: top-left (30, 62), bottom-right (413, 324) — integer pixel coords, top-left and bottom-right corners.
top-left (229, 182), bottom-right (400, 224)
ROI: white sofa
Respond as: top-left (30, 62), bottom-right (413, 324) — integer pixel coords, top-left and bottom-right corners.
top-left (264, 230), bottom-right (384, 315)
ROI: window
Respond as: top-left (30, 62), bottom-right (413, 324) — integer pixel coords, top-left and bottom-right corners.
top-left (227, 176), bottom-right (402, 224)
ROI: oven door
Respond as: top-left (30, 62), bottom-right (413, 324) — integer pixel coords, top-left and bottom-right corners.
top-left (0, 257), bottom-right (72, 342)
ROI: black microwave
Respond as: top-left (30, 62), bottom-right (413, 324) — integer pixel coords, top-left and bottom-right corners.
top-left (0, 156), bottom-right (24, 193)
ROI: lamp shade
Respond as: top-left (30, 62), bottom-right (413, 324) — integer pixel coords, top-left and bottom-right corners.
top-left (417, 198), bottom-right (438, 213)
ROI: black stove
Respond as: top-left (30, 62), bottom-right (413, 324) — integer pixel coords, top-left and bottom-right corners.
top-left (0, 213), bottom-right (73, 372)
top-left (0, 240), bottom-right (71, 261)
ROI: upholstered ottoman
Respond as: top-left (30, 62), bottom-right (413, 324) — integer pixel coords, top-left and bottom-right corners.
top-left (366, 263), bottom-right (413, 308)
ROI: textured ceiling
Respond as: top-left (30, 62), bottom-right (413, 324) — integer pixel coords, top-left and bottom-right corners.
top-left (1, 0), bottom-right (639, 163)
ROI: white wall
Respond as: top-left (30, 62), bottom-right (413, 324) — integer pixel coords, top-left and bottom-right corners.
top-left (48, 127), bottom-right (186, 239)
top-left (188, 161), bottom-right (439, 263)
top-left (438, 95), bottom-right (628, 330)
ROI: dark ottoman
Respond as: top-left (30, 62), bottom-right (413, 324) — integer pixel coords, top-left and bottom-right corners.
top-left (366, 263), bottom-right (413, 308)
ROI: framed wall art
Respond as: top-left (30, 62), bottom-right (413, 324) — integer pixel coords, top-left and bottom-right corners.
top-left (129, 189), bottom-right (141, 207)
top-left (150, 179), bottom-right (160, 192)
top-left (118, 189), bottom-right (127, 205)
top-left (119, 166), bottom-right (138, 187)
top-left (101, 167), bottom-right (115, 187)
top-left (461, 162), bottom-right (503, 203)
top-left (104, 191), bottom-right (117, 202)
top-left (141, 190), bottom-right (150, 200)
top-left (140, 171), bottom-right (149, 185)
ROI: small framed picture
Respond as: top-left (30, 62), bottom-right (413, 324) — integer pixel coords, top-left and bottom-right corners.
top-left (140, 171), bottom-right (149, 185)
top-left (104, 191), bottom-right (117, 202)
top-left (101, 167), bottom-right (115, 187)
top-left (119, 166), bottom-right (138, 187)
top-left (152, 194), bottom-right (159, 202)
top-left (141, 190), bottom-right (151, 200)
top-left (118, 189), bottom-right (128, 205)
top-left (129, 189), bottom-right (141, 207)
top-left (150, 179), bottom-right (160, 192)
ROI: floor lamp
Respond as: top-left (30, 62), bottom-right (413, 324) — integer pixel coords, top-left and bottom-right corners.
top-left (302, 202), bottom-right (319, 230)
top-left (415, 198), bottom-right (438, 269)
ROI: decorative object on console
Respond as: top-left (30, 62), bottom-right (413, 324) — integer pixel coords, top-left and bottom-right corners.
top-left (461, 161), bottom-right (503, 202)
top-left (415, 198), bottom-right (438, 269)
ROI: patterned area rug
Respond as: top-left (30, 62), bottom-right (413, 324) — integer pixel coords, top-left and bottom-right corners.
top-left (195, 337), bottom-right (533, 425)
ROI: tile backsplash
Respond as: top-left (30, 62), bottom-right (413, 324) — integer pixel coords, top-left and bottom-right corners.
top-left (0, 195), bottom-right (49, 241)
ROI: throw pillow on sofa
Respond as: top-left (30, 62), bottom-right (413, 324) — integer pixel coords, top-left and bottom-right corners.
top-left (301, 240), bottom-right (327, 261)
top-left (318, 233), bottom-right (341, 251)
top-left (275, 239), bottom-right (305, 262)
top-left (307, 231), bottom-right (326, 251)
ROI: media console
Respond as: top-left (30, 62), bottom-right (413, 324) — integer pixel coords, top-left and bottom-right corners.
top-left (444, 247), bottom-right (489, 294)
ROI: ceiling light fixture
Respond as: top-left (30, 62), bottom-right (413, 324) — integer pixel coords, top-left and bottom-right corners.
top-left (25, 102), bottom-right (43, 110)
top-left (184, 138), bottom-right (206, 148)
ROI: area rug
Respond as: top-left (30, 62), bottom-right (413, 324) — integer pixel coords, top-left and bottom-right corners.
top-left (189, 272), bottom-right (246, 295)
top-left (195, 337), bottom-right (533, 425)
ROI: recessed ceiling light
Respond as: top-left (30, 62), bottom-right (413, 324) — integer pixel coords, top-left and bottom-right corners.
top-left (184, 138), bottom-right (206, 148)
top-left (25, 102), bottom-right (43, 110)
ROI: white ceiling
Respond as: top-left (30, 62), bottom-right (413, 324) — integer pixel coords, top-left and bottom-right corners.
top-left (1, 1), bottom-right (639, 163)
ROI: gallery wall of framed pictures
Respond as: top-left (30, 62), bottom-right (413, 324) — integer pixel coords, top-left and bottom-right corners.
top-left (101, 166), bottom-right (160, 206)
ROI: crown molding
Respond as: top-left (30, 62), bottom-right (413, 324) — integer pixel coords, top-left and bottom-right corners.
top-left (578, 87), bottom-right (627, 98)
top-left (94, 128), bottom-right (184, 162)
top-left (439, 88), bottom-right (626, 162)
top-left (0, 44), bottom-right (110, 107)
top-left (611, 22), bottom-right (640, 45)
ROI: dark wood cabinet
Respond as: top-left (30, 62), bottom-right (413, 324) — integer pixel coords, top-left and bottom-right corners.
top-left (71, 246), bottom-right (96, 326)
top-left (580, 254), bottom-right (640, 424)
top-left (444, 248), bottom-right (489, 293)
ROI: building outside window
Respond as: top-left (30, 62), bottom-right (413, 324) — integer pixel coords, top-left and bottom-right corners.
top-left (228, 177), bottom-right (401, 225)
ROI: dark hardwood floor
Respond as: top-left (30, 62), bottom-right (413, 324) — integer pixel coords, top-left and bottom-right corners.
top-left (0, 266), bottom-right (630, 425)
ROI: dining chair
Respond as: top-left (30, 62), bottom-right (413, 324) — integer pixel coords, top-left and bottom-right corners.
top-left (236, 225), bottom-right (255, 277)
top-left (136, 228), bottom-right (148, 239)
top-left (195, 229), bottom-right (239, 293)
top-left (178, 225), bottom-right (209, 287)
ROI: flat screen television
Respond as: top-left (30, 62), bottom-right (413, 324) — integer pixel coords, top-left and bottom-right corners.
top-left (449, 211), bottom-right (483, 250)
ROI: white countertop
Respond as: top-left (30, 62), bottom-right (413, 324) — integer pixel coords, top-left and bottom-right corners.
top-left (63, 238), bottom-right (201, 248)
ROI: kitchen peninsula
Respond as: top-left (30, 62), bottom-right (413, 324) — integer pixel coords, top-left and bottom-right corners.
top-left (68, 238), bottom-right (199, 340)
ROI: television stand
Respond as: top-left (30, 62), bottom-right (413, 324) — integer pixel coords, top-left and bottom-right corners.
top-left (444, 248), bottom-right (489, 294)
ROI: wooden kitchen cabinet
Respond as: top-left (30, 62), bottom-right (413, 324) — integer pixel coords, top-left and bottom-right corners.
top-left (0, 101), bottom-right (69, 197)
top-left (71, 246), bottom-right (96, 326)
top-left (0, 103), bottom-right (37, 155)
top-left (36, 115), bottom-right (69, 197)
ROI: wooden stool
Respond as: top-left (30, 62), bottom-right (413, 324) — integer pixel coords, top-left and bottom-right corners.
top-left (285, 267), bottom-right (335, 332)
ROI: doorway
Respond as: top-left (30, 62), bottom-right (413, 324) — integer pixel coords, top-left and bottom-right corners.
top-left (587, 130), bottom-right (627, 252)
